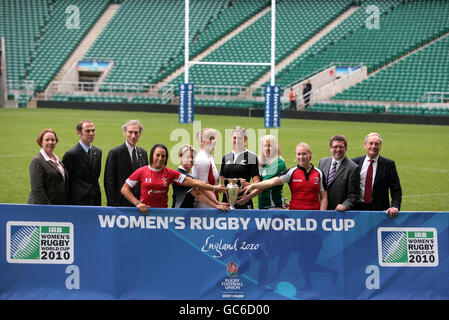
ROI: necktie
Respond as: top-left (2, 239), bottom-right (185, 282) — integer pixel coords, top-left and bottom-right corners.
top-left (87, 148), bottom-right (93, 164)
top-left (364, 159), bottom-right (374, 203)
top-left (132, 148), bottom-right (139, 170)
top-left (327, 161), bottom-right (337, 185)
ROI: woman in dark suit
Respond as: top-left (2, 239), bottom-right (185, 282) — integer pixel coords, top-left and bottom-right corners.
top-left (28, 129), bottom-right (69, 205)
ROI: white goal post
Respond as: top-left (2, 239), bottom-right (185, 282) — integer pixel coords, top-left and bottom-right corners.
top-left (184, 0), bottom-right (276, 86)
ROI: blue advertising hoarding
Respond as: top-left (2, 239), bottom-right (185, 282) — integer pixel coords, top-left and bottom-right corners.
top-left (264, 85), bottom-right (281, 128)
top-left (179, 83), bottom-right (194, 124)
top-left (0, 204), bottom-right (448, 300)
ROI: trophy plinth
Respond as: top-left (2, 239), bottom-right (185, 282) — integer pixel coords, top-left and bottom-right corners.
top-left (226, 178), bottom-right (240, 209)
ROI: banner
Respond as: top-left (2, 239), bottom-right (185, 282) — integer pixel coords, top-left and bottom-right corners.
top-left (264, 85), bottom-right (280, 128)
top-left (179, 83), bottom-right (194, 124)
top-left (0, 204), bottom-right (448, 300)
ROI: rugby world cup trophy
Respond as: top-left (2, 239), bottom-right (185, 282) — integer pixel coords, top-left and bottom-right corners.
top-left (226, 178), bottom-right (240, 210)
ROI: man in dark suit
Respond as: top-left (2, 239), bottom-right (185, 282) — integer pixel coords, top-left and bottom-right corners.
top-left (104, 120), bottom-right (148, 207)
top-left (62, 120), bottom-right (102, 206)
top-left (302, 80), bottom-right (312, 109)
top-left (318, 134), bottom-right (360, 211)
top-left (352, 133), bottom-right (402, 218)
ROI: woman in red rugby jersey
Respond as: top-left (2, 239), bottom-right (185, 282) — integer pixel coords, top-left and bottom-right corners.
top-left (242, 142), bottom-right (328, 211)
top-left (121, 143), bottom-right (226, 214)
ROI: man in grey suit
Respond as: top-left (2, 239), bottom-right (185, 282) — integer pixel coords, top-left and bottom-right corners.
top-left (318, 134), bottom-right (360, 211)
top-left (104, 120), bottom-right (148, 207)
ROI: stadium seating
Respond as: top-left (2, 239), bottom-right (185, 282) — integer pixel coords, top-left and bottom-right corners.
top-left (333, 34), bottom-right (449, 103)
top-left (307, 102), bottom-right (449, 117)
top-left (2, 0), bottom-right (448, 116)
top-left (172, 0), bottom-right (352, 87)
top-left (195, 98), bottom-right (264, 109)
top-left (273, 0), bottom-right (403, 88)
top-left (308, 102), bottom-right (385, 114)
top-left (1, 0), bottom-right (109, 92)
top-left (0, 0), bottom-right (50, 82)
top-left (85, 0), bottom-right (230, 85)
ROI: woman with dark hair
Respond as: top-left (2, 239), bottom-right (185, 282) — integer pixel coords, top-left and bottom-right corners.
top-left (28, 129), bottom-right (69, 204)
top-left (121, 143), bottom-right (226, 214)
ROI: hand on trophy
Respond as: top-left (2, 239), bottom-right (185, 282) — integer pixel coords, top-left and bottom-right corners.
top-left (236, 183), bottom-right (255, 206)
top-left (239, 178), bottom-right (250, 188)
top-left (235, 192), bottom-right (250, 206)
top-left (241, 183), bottom-right (254, 196)
top-left (214, 184), bottom-right (226, 193)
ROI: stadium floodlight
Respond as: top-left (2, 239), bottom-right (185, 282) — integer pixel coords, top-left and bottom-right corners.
top-left (180, 0), bottom-right (280, 127)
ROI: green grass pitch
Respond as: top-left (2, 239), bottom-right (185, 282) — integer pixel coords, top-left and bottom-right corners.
top-left (0, 107), bottom-right (448, 211)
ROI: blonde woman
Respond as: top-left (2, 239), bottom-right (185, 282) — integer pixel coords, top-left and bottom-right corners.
top-left (257, 135), bottom-right (287, 209)
top-left (192, 128), bottom-right (220, 208)
top-left (243, 142), bottom-right (327, 211)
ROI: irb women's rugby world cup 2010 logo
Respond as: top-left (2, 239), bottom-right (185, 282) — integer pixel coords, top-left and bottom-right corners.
top-left (6, 221), bottom-right (74, 264)
top-left (226, 262), bottom-right (238, 277)
top-left (377, 227), bottom-right (439, 267)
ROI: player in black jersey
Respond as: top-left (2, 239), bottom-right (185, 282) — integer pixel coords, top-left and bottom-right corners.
top-left (220, 126), bottom-right (261, 209)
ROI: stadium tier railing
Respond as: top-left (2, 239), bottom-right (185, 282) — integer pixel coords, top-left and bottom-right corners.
top-left (419, 92), bottom-right (449, 106)
top-left (45, 81), bottom-right (276, 108)
top-left (6, 80), bottom-right (35, 107)
top-left (45, 81), bottom-right (175, 104)
top-left (283, 62), bottom-right (365, 90)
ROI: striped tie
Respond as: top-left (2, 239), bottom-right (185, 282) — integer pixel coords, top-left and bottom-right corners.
top-left (327, 161), bottom-right (337, 185)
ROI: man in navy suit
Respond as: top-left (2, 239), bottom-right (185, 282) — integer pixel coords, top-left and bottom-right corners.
top-left (104, 120), bottom-right (148, 207)
top-left (352, 133), bottom-right (402, 218)
top-left (62, 120), bottom-right (102, 206)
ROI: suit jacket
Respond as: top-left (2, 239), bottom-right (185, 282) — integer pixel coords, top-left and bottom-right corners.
top-left (62, 143), bottom-right (102, 206)
top-left (318, 156), bottom-right (360, 210)
top-left (104, 143), bottom-right (148, 206)
top-left (352, 155), bottom-right (402, 211)
top-left (28, 152), bottom-right (69, 205)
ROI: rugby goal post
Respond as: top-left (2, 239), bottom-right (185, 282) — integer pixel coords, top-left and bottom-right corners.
top-left (179, 0), bottom-right (280, 127)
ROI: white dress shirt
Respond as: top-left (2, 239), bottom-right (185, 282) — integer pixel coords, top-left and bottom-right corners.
top-left (329, 157), bottom-right (343, 175)
top-left (40, 148), bottom-right (65, 178)
top-left (125, 141), bottom-right (138, 162)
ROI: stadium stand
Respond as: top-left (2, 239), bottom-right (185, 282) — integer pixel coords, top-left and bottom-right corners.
top-left (172, 0), bottom-right (352, 88)
top-left (333, 34), bottom-right (449, 103)
top-left (1, 0), bottom-right (448, 120)
top-left (0, 0), bottom-right (109, 92)
top-left (272, 0), bottom-right (404, 88)
top-left (85, 0), bottom-right (231, 85)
